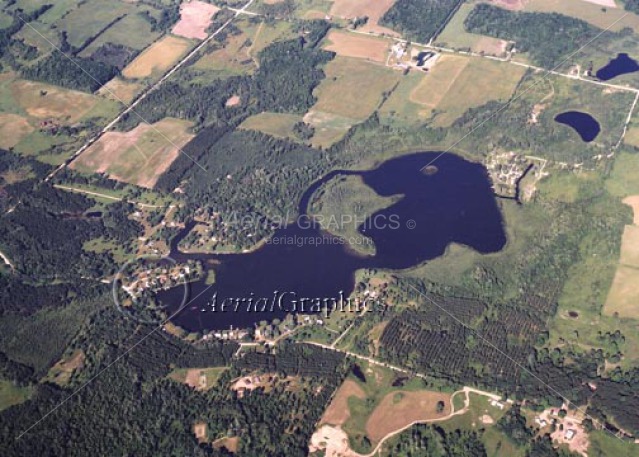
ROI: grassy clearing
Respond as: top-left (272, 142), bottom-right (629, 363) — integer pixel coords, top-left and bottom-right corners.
top-left (320, 360), bottom-right (451, 453)
top-left (249, 19), bottom-right (296, 56)
top-left (436, 3), bottom-right (509, 55)
top-left (79, 12), bottom-right (161, 56)
top-left (378, 71), bottom-right (432, 125)
top-left (607, 151), bottom-right (639, 197)
top-left (0, 380), bottom-right (32, 412)
top-left (56, 0), bottom-right (141, 49)
top-left (168, 367), bottom-right (228, 391)
top-left (589, 430), bottom-right (639, 457)
top-left (194, 18), bottom-right (259, 77)
top-left (239, 112), bottom-right (303, 140)
top-left (523, 0), bottom-right (639, 32)
top-left (98, 77), bottom-right (145, 104)
top-left (71, 118), bottom-right (194, 188)
top-left (122, 35), bottom-right (192, 80)
top-left (312, 57), bottom-right (400, 120)
top-left (427, 56), bottom-right (526, 127)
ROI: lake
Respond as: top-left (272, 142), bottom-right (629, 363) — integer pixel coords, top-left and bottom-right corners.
top-left (596, 53), bottom-right (639, 81)
top-left (554, 111), bottom-right (601, 142)
top-left (158, 152), bottom-right (507, 331)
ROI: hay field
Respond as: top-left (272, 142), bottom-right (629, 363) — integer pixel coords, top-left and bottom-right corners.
top-left (122, 36), bottom-right (192, 80)
top-left (322, 30), bottom-right (391, 63)
top-left (0, 114), bottom-right (34, 149)
top-left (194, 19), bottom-right (259, 77)
top-left (56, 0), bottom-right (141, 48)
top-left (239, 112), bottom-right (302, 139)
top-left (378, 71), bottom-right (432, 124)
top-left (365, 390), bottom-right (451, 443)
top-left (524, 0), bottom-right (639, 32)
top-left (311, 57), bottom-right (400, 120)
top-left (605, 196), bottom-right (639, 319)
top-left (172, 0), bottom-right (220, 40)
top-left (79, 12), bottom-right (161, 55)
top-left (411, 56), bottom-right (525, 126)
top-left (99, 77), bottom-right (144, 104)
top-left (436, 3), bottom-right (509, 56)
top-left (329, 0), bottom-right (399, 36)
top-left (71, 118), bottom-right (194, 188)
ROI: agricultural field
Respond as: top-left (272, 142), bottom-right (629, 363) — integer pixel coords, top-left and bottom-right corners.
top-left (0, 74), bottom-right (120, 163)
top-left (239, 112), bottom-right (303, 140)
top-left (322, 29), bottom-right (392, 63)
top-left (171, 0), bottom-right (220, 40)
top-left (605, 196), bottom-right (639, 319)
top-left (122, 35), bottom-right (193, 80)
top-left (78, 13), bottom-right (162, 56)
top-left (193, 17), bottom-right (260, 77)
top-left (435, 3), bottom-right (510, 56)
top-left (328, 0), bottom-right (399, 36)
top-left (55, 0), bottom-right (155, 50)
top-left (523, 0), bottom-right (639, 32)
top-left (70, 117), bottom-right (195, 188)
top-left (305, 56), bottom-right (400, 147)
top-left (392, 55), bottom-right (525, 127)
top-left (98, 77), bottom-right (145, 104)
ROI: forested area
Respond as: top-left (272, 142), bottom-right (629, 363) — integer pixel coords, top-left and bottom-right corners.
top-left (0, 307), bottom-right (348, 456)
top-left (387, 424), bottom-right (487, 457)
top-left (624, 0), bottom-right (639, 13)
top-left (464, 4), bottom-right (603, 67)
top-left (380, 0), bottom-right (463, 43)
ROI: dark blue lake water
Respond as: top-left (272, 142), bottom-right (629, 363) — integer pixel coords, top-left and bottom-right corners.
top-left (158, 152), bottom-right (507, 331)
top-left (554, 111), bottom-right (601, 142)
top-left (596, 53), bottom-right (639, 81)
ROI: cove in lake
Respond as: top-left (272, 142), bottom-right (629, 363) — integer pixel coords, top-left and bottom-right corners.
top-left (596, 53), bottom-right (639, 81)
top-left (158, 152), bottom-right (507, 332)
top-left (554, 111), bottom-right (601, 142)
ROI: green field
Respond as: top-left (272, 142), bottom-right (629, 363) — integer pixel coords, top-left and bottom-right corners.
top-left (0, 380), bottom-right (32, 412)
top-left (239, 111), bottom-right (303, 140)
top-left (436, 3), bottom-right (509, 55)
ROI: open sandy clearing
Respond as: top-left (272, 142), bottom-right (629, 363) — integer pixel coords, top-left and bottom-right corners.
top-left (213, 436), bottom-right (239, 453)
top-left (172, 1), bottom-right (220, 40)
top-left (123, 35), bottom-right (192, 79)
top-left (323, 30), bottom-right (391, 63)
top-left (365, 390), bottom-right (451, 443)
top-left (0, 114), bottom-right (34, 149)
top-left (309, 424), bottom-right (360, 457)
top-left (71, 118), bottom-right (194, 188)
top-left (193, 423), bottom-right (207, 443)
top-left (486, 0), bottom-right (528, 10)
top-left (329, 0), bottom-right (399, 36)
top-left (320, 379), bottom-right (366, 426)
top-left (582, 0), bottom-right (617, 7)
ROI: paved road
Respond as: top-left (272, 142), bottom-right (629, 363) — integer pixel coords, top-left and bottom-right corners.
top-left (45, 0), bottom-right (256, 182)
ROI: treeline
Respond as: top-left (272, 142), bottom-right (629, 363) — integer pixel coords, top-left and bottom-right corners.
top-left (380, 0), bottom-right (463, 43)
top-left (464, 4), bottom-right (603, 67)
